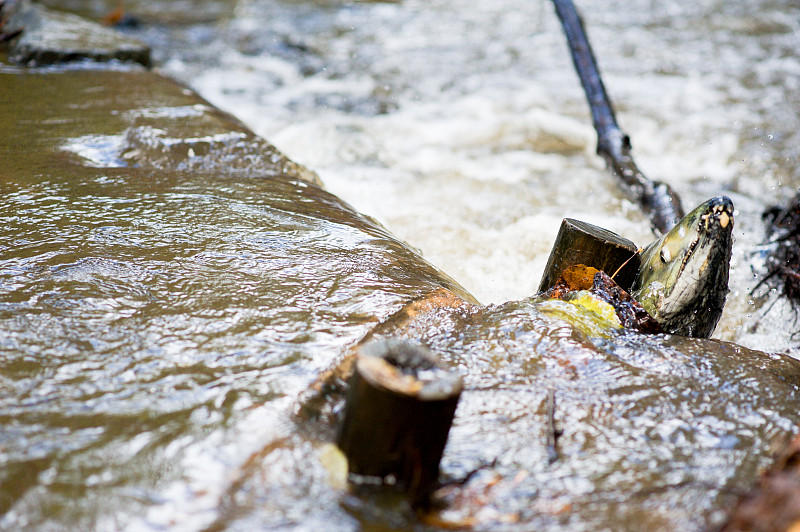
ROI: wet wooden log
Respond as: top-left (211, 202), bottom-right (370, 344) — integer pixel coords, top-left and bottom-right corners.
top-left (336, 340), bottom-right (462, 508)
top-left (538, 218), bottom-right (640, 293)
top-left (551, 0), bottom-right (685, 235)
top-left (718, 432), bottom-right (800, 532)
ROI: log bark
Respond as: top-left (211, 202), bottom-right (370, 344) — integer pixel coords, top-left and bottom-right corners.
top-left (336, 340), bottom-right (462, 508)
top-left (551, 0), bottom-right (685, 235)
top-left (538, 217), bottom-right (640, 293)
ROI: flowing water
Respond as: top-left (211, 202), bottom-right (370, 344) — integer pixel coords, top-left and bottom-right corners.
top-left (0, 66), bottom-right (472, 530)
top-left (113, 0), bottom-right (800, 352)
top-left (3, 0), bottom-right (800, 530)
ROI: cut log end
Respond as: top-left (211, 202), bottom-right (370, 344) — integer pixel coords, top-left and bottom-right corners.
top-left (357, 340), bottom-right (463, 400)
top-left (538, 218), bottom-right (640, 294)
top-left (336, 340), bottom-right (462, 508)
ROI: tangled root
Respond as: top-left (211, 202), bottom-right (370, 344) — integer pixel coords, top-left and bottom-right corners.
top-left (758, 194), bottom-right (800, 309)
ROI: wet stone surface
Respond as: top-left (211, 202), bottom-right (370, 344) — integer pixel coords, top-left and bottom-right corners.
top-left (4, 0), bottom-right (151, 67)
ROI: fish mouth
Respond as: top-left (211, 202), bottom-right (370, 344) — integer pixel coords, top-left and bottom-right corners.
top-left (676, 233), bottom-right (700, 283)
top-left (676, 196), bottom-right (733, 283)
top-left (699, 196), bottom-right (734, 236)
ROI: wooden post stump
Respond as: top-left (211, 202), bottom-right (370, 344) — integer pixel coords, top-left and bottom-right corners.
top-left (538, 218), bottom-right (640, 293)
top-left (336, 340), bottom-right (462, 508)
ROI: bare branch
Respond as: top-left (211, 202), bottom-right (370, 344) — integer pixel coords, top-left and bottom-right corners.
top-left (551, 0), bottom-right (685, 235)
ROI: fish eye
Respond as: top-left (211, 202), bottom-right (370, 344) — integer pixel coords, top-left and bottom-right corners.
top-left (660, 247), bottom-right (672, 263)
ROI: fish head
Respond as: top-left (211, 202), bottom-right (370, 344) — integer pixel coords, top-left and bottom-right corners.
top-left (632, 196), bottom-right (734, 338)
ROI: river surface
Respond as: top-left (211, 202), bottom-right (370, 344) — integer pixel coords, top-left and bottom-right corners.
top-left (100, 0), bottom-right (799, 353)
top-left (45, 0), bottom-right (800, 350)
top-left (3, 0), bottom-right (800, 530)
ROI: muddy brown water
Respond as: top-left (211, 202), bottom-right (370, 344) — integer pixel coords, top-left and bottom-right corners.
top-left (3, 3), bottom-right (800, 531)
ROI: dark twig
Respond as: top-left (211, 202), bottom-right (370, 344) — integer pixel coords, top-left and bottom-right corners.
top-left (437, 457), bottom-right (500, 489)
top-left (545, 388), bottom-right (562, 464)
top-left (551, 0), bottom-right (685, 235)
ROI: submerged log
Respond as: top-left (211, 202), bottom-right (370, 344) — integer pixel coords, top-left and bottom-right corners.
top-left (336, 340), bottom-right (462, 508)
top-left (538, 217), bottom-right (640, 293)
top-left (719, 432), bottom-right (800, 532)
top-left (551, 0), bottom-right (684, 235)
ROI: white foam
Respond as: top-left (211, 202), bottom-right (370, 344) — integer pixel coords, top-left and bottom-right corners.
top-left (162, 0), bottom-right (800, 353)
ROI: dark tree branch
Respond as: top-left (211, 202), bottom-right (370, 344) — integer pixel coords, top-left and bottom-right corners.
top-left (545, 388), bottom-right (562, 464)
top-left (551, 0), bottom-right (685, 235)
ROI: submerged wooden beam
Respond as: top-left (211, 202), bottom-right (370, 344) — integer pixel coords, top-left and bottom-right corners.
top-left (551, 0), bottom-right (685, 235)
top-left (538, 218), bottom-right (640, 293)
top-left (336, 340), bottom-right (462, 508)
